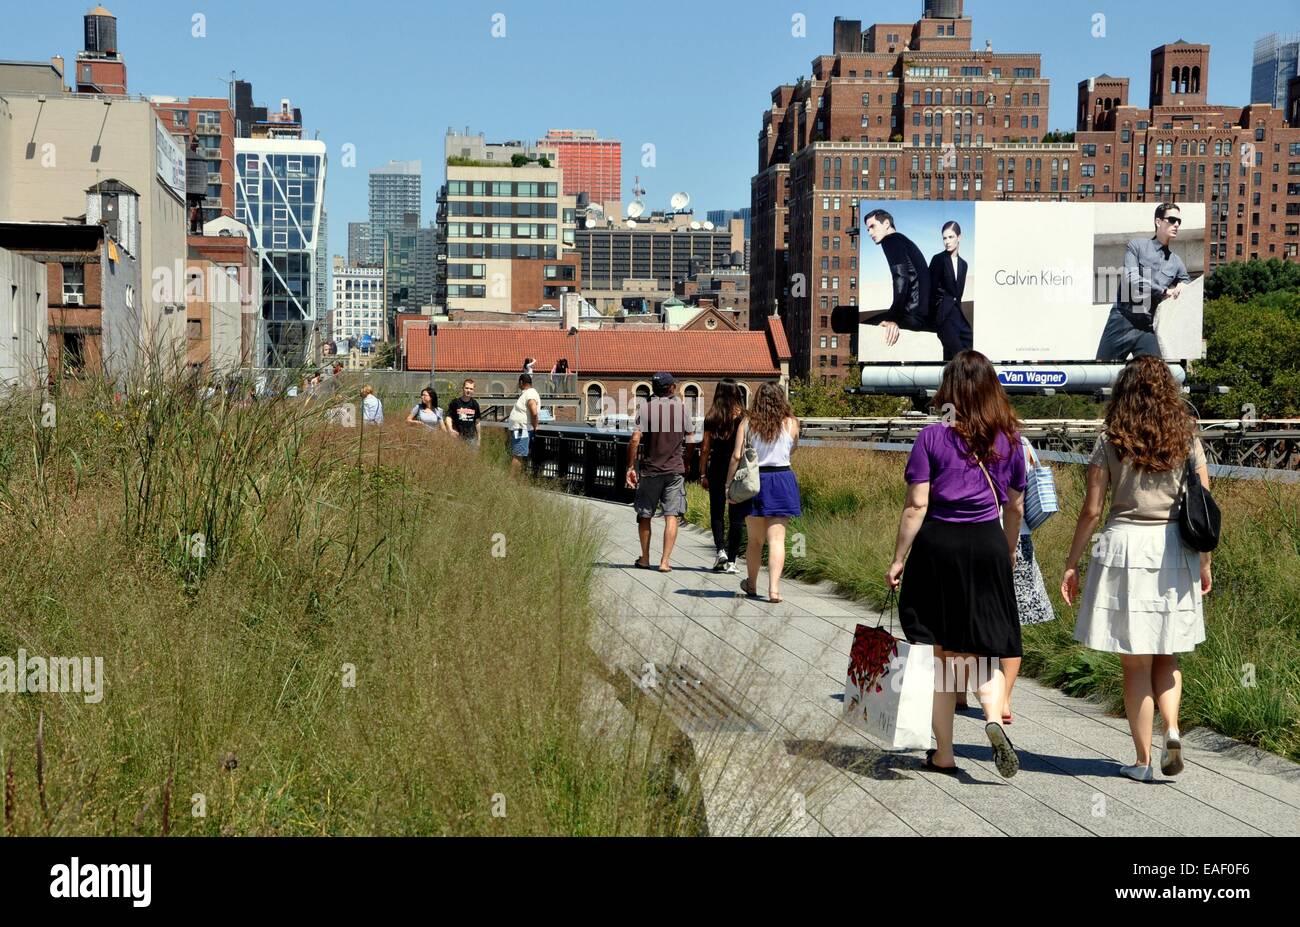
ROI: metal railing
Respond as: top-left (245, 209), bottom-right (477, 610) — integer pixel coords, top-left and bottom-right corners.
top-left (519, 422), bottom-right (704, 503)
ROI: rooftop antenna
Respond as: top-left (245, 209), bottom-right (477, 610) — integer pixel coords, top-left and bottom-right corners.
top-left (629, 175), bottom-right (647, 218)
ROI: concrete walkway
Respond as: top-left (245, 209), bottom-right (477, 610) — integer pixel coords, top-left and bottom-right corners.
top-left (570, 494), bottom-right (1300, 837)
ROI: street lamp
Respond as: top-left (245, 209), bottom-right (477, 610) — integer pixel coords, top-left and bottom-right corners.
top-left (568, 325), bottom-right (580, 418)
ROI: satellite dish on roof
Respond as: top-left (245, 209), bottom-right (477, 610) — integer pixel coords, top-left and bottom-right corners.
top-left (670, 191), bottom-right (691, 211)
top-left (689, 221), bottom-right (702, 230)
top-left (626, 219), bottom-right (637, 228)
top-left (583, 204), bottom-right (604, 229)
top-left (702, 221), bottom-right (714, 230)
top-left (627, 201), bottom-right (645, 218)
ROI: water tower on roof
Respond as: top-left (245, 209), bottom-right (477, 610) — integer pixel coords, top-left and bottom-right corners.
top-left (76, 5), bottom-right (128, 95)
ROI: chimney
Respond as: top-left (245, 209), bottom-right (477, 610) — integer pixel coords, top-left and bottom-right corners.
top-left (562, 292), bottom-right (579, 331)
top-left (50, 55), bottom-right (64, 77)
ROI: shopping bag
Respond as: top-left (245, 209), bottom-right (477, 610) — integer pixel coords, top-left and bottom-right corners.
top-left (842, 595), bottom-right (934, 750)
top-left (1023, 439), bottom-right (1059, 531)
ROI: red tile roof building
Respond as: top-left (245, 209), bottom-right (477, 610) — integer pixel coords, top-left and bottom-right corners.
top-left (404, 316), bottom-right (791, 422)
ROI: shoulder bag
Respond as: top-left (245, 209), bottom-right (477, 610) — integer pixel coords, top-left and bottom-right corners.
top-left (1022, 437), bottom-right (1059, 531)
top-left (727, 424), bottom-right (761, 503)
top-left (1177, 437), bottom-right (1221, 552)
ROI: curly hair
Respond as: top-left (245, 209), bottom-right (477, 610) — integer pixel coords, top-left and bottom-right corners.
top-left (746, 382), bottom-right (797, 443)
top-left (1104, 356), bottom-right (1196, 471)
top-left (933, 350), bottom-right (1022, 465)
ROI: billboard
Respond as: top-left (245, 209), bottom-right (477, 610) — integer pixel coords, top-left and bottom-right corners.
top-left (850, 201), bottom-right (1206, 364)
top-left (155, 121), bottom-right (187, 201)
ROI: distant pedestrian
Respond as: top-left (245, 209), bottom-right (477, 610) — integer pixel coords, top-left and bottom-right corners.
top-left (444, 378), bottom-right (483, 448)
top-left (508, 373), bottom-right (540, 476)
top-left (1002, 435), bottom-right (1057, 723)
top-left (700, 379), bottom-right (747, 573)
top-left (885, 350), bottom-right (1025, 779)
top-left (1062, 356), bottom-right (1210, 783)
top-left (727, 382), bottom-right (801, 603)
top-left (406, 387), bottom-right (443, 429)
top-left (361, 384), bottom-right (383, 425)
top-left (522, 357), bottom-right (536, 375)
top-left (626, 372), bottom-right (691, 572)
top-left (551, 357), bottom-right (569, 375)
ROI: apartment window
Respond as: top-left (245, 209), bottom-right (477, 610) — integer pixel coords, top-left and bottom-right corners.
top-left (187, 319), bottom-right (202, 339)
top-left (61, 263), bottom-right (84, 302)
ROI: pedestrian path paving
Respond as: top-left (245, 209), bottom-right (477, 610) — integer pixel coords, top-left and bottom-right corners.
top-left (567, 494), bottom-right (1300, 837)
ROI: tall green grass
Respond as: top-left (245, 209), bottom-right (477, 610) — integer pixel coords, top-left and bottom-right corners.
top-left (0, 369), bottom-right (703, 835)
top-left (686, 446), bottom-right (1300, 761)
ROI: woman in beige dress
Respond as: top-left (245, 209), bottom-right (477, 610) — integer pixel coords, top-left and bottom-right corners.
top-left (1061, 357), bottom-right (1212, 782)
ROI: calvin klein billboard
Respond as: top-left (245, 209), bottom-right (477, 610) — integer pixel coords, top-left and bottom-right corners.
top-left (844, 201), bottom-right (1205, 364)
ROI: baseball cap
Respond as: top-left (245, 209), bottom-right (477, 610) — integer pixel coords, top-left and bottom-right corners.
top-left (651, 371), bottom-right (675, 392)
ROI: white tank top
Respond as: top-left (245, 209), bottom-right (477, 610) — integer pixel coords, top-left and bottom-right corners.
top-left (749, 419), bottom-right (795, 467)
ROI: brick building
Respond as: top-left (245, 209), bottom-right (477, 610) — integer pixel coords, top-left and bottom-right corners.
top-left (1074, 41), bottom-right (1300, 269)
top-left (403, 318), bottom-right (791, 424)
top-left (151, 96), bottom-right (237, 233)
top-left (752, 1), bottom-right (1065, 380)
top-left (752, 2), bottom-right (1300, 381)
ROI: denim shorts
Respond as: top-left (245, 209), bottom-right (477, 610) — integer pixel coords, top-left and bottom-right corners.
top-left (509, 429), bottom-right (530, 458)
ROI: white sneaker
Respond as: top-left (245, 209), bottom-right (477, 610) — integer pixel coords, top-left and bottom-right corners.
top-left (713, 551), bottom-right (729, 572)
top-left (722, 560), bottom-right (737, 574)
top-left (1161, 733), bottom-right (1184, 776)
top-left (1120, 763), bottom-right (1154, 782)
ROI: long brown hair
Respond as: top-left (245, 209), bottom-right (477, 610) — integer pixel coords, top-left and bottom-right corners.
top-left (747, 382), bottom-right (796, 443)
top-left (933, 350), bottom-right (1021, 464)
top-left (704, 379), bottom-right (745, 440)
top-left (1104, 356), bottom-right (1196, 472)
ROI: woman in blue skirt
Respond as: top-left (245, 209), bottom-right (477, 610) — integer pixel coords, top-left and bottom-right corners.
top-left (726, 382), bottom-right (802, 603)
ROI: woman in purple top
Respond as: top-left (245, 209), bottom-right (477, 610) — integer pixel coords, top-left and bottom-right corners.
top-left (886, 351), bottom-right (1027, 778)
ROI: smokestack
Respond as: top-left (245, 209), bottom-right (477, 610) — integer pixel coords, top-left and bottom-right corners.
top-left (50, 55), bottom-right (64, 77)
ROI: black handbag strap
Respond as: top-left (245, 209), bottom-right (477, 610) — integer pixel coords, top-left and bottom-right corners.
top-left (873, 588), bottom-right (898, 629)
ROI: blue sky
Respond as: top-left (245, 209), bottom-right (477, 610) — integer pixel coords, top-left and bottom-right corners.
top-left (3, 0), bottom-right (1292, 256)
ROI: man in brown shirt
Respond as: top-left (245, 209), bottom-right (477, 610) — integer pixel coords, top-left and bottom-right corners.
top-left (626, 372), bottom-right (691, 572)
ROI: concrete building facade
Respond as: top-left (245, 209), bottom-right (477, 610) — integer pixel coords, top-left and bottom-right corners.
top-left (0, 92), bottom-right (188, 367)
top-left (0, 247), bottom-right (50, 389)
top-left (437, 162), bottom-right (575, 314)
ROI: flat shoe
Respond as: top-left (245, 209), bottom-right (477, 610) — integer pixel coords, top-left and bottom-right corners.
top-left (1121, 763), bottom-right (1155, 783)
top-left (985, 722), bottom-right (1020, 778)
top-left (923, 748), bottom-right (961, 775)
top-left (1161, 738), bottom-right (1183, 776)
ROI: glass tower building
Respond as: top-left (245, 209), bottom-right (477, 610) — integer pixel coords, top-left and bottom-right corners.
top-left (234, 137), bottom-right (329, 367)
top-left (1251, 33), bottom-right (1300, 109)
top-left (368, 160), bottom-right (422, 265)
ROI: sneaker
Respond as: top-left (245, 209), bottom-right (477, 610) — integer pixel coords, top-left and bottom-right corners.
top-left (713, 551), bottom-right (729, 572)
top-left (722, 560), bottom-right (737, 574)
top-left (1161, 734), bottom-right (1184, 777)
top-left (1120, 763), bottom-right (1155, 783)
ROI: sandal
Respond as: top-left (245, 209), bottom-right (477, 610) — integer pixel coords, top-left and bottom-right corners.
top-left (923, 749), bottom-right (962, 775)
top-left (769, 593), bottom-right (783, 604)
top-left (985, 722), bottom-right (1020, 779)
top-left (739, 579), bottom-right (761, 599)
top-left (633, 559), bottom-right (653, 570)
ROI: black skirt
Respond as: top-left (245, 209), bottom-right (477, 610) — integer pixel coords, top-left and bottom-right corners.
top-left (898, 516), bottom-right (1022, 658)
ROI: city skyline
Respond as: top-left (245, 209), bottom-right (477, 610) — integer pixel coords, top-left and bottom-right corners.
top-left (2, 0), bottom-right (1287, 239)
